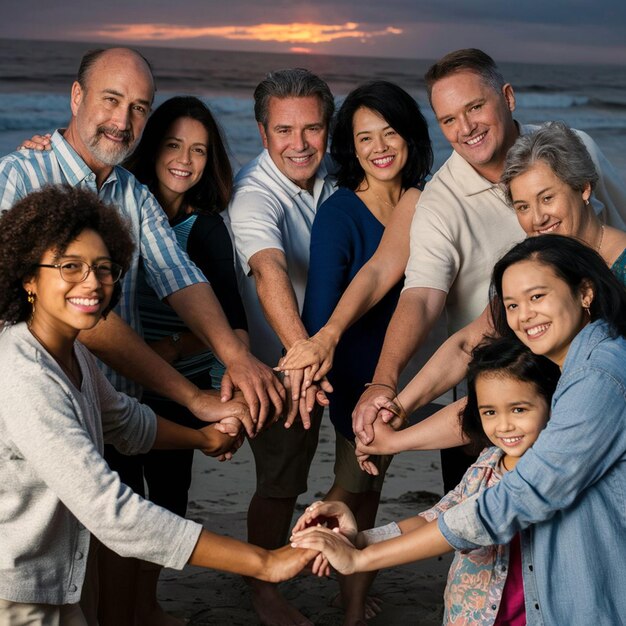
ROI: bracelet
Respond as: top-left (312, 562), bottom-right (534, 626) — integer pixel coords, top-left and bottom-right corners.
top-left (364, 381), bottom-right (397, 394)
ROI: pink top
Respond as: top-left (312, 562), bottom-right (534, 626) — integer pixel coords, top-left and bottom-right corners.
top-left (494, 533), bottom-right (526, 625)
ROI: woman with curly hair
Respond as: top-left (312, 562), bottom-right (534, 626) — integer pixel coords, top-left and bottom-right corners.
top-left (0, 186), bottom-right (314, 626)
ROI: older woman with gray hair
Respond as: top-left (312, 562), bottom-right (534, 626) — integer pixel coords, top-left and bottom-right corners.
top-left (352, 121), bottom-right (626, 466)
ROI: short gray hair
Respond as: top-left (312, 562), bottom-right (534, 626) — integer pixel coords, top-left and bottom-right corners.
top-left (253, 68), bottom-right (334, 128)
top-left (501, 121), bottom-right (599, 205)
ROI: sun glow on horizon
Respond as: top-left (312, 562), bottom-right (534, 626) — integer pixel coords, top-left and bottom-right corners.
top-left (81, 21), bottom-right (403, 46)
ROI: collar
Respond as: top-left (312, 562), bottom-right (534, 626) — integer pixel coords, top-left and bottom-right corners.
top-left (50, 130), bottom-right (118, 187)
top-left (561, 320), bottom-right (612, 372)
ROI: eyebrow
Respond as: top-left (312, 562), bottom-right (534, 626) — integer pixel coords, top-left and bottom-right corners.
top-left (512, 186), bottom-right (553, 204)
top-left (164, 135), bottom-right (207, 147)
top-left (355, 125), bottom-right (392, 136)
top-left (436, 98), bottom-right (485, 122)
top-left (102, 88), bottom-right (151, 108)
top-left (57, 253), bottom-right (112, 262)
top-left (502, 284), bottom-right (550, 300)
top-left (478, 400), bottom-right (534, 409)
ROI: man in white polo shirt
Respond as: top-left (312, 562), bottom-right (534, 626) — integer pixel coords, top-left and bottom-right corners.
top-left (228, 68), bottom-right (336, 625)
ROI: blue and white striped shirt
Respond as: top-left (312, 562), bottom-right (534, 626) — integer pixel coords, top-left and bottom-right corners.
top-left (0, 130), bottom-right (207, 397)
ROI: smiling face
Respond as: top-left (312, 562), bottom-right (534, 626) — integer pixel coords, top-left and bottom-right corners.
top-left (352, 106), bottom-right (408, 186)
top-left (23, 229), bottom-right (114, 343)
top-left (430, 70), bottom-right (518, 182)
top-left (509, 160), bottom-right (593, 239)
top-left (155, 116), bottom-right (208, 210)
top-left (502, 259), bottom-right (593, 366)
top-left (476, 372), bottom-right (550, 468)
top-left (258, 95), bottom-right (328, 191)
top-left (68, 49), bottom-right (154, 174)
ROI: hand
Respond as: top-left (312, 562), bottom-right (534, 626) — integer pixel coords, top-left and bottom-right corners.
top-left (283, 380), bottom-right (331, 429)
top-left (276, 328), bottom-right (337, 384)
top-left (264, 545), bottom-right (322, 583)
top-left (18, 133), bottom-right (52, 151)
top-left (188, 388), bottom-right (256, 437)
top-left (220, 352), bottom-right (285, 432)
top-left (198, 421), bottom-right (244, 460)
top-left (292, 501), bottom-right (358, 544)
top-left (352, 385), bottom-right (396, 445)
top-left (355, 419), bottom-right (401, 474)
top-left (290, 526), bottom-right (359, 576)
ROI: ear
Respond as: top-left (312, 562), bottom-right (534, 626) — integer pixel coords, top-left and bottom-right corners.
top-left (582, 181), bottom-right (592, 205)
top-left (580, 279), bottom-right (595, 309)
top-left (258, 122), bottom-right (269, 150)
top-left (70, 81), bottom-right (84, 117)
top-left (22, 274), bottom-right (37, 297)
top-left (502, 83), bottom-right (516, 113)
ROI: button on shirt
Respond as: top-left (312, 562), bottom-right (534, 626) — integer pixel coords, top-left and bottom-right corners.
top-left (439, 321), bottom-right (626, 625)
top-left (0, 130), bottom-right (207, 397)
top-left (227, 150), bottom-right (336, 365)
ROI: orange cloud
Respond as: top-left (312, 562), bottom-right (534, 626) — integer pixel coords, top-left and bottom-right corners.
top-left (84, 22), bottom-right (403, 45)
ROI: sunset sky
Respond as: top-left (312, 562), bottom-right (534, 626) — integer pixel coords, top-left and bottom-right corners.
top-left (4, 0), bottom-right (626, 64)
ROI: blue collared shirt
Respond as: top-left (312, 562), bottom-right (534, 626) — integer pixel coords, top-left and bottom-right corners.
top-left (440, 320), bottom-right (626, 625)
top-left (0, 130), bottom-right (206, 397)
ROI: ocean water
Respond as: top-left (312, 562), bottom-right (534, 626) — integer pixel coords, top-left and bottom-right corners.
top-left (1, 37), bottom-right (625, 175)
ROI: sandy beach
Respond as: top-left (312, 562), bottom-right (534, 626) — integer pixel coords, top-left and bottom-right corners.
top-left (158, 403), bottom-right (453, 625)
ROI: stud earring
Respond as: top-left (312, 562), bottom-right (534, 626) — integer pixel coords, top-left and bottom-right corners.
top-left (27, 290), bottom-right (35, 305)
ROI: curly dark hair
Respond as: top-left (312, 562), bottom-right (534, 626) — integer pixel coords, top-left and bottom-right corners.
top-left (124, 96), bottom-right (233, 214)
top-left (460, 335), bottom-right (561, 449)
top-left (0, 185), bottom-right (135, 323)
top-left (330, 81), bottom-right (432, 191)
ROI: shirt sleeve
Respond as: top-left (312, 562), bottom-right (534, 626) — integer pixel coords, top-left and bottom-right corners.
top-left (403, 193), bottom-right (460, 294)
top-left (439, 364), bottom-right (626, 550)
top-left (137, 188), bottom-right (208, 299)
top-left (187, 213), bottom-right (248, 331)
top-left (228, 188), bottom-right (285, 275)
top-left (301, 199), bottom-right (352, 335)
top-left (3, 356), bottom-right (201, 569)
top-left (0, 158), bottom-right (28, 211)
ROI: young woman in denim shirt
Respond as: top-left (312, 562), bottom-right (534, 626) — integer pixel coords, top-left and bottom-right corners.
top-left (293, 235), bottom-right (626, 625)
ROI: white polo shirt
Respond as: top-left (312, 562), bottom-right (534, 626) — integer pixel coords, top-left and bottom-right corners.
top-left (405, 124), bottom-right (626, 334)
top-left (227, 150), bottom-right (336, 365)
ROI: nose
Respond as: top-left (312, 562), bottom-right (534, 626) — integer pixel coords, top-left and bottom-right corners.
top-left (177, 148), bottom-right (192, 164)
top-left (82, 265), bottom-right (102, 289)
top-left (496, 413), bottom-right (514, 433)
top-left (531, 204), bottom-right (549, 228)
top-left (371, 134), bottom-right (387, 153)
top-left (111, 106), bottom-right (131, 130)
top-left (518, 300), bottom-right (535, 323)
top-left (458, 113), bottom-right (476, 137)
top-left (292, 130), bottom-right (308, 152)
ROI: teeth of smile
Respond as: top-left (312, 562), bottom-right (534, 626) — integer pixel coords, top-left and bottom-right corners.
top-left (538, 223), bottom-right (559, 233)
top-left (527, 324), bottom-right (549, 336)
top-left (170, 169), bottom-right (191, 177)
top-left (69, 298), bottom-right (99, 306)
top-left (373, 156), bottom-right (393, 165)
top-left (290, 156), bottom-right (311, 163)
top-left (501, 436), bottom-right (523, 443)
top-left (466, 132), bottom-right (486, 145)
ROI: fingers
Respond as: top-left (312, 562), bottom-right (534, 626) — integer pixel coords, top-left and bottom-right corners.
top-left (318, 376), bottom-right (334, 394)
top-left (352, 391), bottom-right (393, 445)
top-left (220, 372), bottom-right (234, 402)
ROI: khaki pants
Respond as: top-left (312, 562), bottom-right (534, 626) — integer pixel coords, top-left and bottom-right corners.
top-left (0, 599), bottom-right (88, 626)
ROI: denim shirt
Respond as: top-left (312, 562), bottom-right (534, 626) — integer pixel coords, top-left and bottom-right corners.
top-left (440, 321), bottom-right (626, 625)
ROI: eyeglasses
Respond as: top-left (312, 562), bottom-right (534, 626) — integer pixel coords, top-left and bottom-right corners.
top-left (37, 261), bottom-right (123, 285)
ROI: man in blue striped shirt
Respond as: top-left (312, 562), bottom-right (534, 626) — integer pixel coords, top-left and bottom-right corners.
top-left (0, 46), bottom-right (285, 623)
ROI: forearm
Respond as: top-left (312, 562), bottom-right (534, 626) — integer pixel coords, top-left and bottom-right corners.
top-left (152, 415), bottom-right (216, 450)
top-left (79, 312), bottom-right (200, 407)
top-left (394, 400), bottom-right (468, 451)
top-left (355, 520), bottom-right (453, 572)
top-left (371, 287), bottom-right (446, 387)
top-left (167, 283), bottom-right (250, 367)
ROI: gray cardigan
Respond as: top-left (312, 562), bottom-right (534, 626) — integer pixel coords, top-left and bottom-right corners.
top-left (0, 323), bottom-right (202, 604)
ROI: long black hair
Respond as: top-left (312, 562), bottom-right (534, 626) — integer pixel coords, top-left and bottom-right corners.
top-left (125, 96), bottom-right (232, 213)
top-left (331, 81), bottom-right (432, 191)
top-left (490, 235), bottom-right (626, 340)
top-left (461, 336), bottom-right (561, 449)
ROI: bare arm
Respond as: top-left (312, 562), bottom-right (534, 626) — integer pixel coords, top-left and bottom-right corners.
top-left (189, 532), bottom-right (318, 582)
top-left (78, 312), bottom-right (252, 428)
top-left (166, 283), bottom-right (284, 430)
top-left (397, 306), bottom-right (493, 413)
top-left (352, 286), bottom-right (447, 444)
top-left (277, 188), bottom-right (419, 380)
top-left (248, 248), bottom-right (328, 427)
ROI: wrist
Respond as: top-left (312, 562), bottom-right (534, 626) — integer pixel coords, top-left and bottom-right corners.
top-left (318, 323), bottom-right (340, 347)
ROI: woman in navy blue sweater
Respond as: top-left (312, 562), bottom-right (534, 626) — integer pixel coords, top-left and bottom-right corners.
top-left (301, 81), bottom-right (432, 624)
